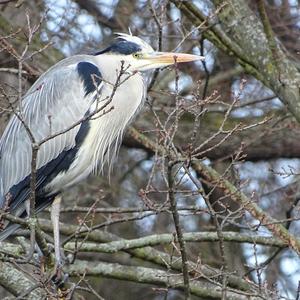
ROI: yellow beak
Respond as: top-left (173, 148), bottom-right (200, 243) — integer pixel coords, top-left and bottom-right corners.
top-left (147, 52), bottom-right (205, 64)
top-left (132, 51), bottom-right (205, 71)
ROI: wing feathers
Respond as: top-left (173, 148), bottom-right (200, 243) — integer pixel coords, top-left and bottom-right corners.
top-left (0, 58), bottom-right (103, 210)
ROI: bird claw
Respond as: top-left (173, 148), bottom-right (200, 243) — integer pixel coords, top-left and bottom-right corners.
top-left (51, 264), bottom-right (69, 288)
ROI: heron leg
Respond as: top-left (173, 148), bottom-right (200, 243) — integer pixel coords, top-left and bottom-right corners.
top-left (51, 196), bottom-right (63, 266)
top-left (50, 196), bottom-right (70, 288)
top-left (24, 199), bottom-right (43, 261)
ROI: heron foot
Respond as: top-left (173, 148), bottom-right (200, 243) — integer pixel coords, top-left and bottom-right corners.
top-left (51, 263), bottom-right (69, 288)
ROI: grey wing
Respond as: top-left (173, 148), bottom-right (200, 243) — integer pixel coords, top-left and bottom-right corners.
top-left (0, 59), bottom-right (102, 205)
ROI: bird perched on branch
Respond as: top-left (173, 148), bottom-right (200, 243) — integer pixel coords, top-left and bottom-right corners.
top-left (0, 33), bottom-right (204, 265)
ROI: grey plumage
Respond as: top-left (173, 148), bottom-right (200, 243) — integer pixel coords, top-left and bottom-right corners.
top-left (0, 53), bottom-right (143, 217)
top-left (1, 56), bottom-right (101, 209)
top-left (0, 34), bottom-right (203, 244)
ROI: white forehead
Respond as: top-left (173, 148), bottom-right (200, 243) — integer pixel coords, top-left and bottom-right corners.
top-left (116, 33), bottom-right (154, 52)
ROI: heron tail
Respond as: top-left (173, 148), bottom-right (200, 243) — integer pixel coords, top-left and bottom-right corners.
top-left (0, 223), bottom-right (21, 241)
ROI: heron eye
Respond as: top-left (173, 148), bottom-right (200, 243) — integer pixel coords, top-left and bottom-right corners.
top-left (133, 53), bottom-right (142, 59)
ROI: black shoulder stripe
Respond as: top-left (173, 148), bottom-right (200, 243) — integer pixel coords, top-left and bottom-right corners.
top-left (77, 62), bottom-right (102, 96)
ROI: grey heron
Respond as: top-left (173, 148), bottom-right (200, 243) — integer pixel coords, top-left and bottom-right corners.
top-left (0, 33), bottom-right (204, 265)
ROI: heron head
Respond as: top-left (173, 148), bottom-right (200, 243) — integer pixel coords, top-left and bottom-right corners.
top-left (96, 33), bottom-right (204, 72)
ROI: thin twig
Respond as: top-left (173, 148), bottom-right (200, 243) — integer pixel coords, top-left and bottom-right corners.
top-left (167, 162), bottom-right (191, 300)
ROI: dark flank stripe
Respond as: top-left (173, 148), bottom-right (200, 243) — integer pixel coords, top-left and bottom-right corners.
top-left (8, 119), bottom-right (90, 214)
top-left (77, 62), bottom-right (102, 96)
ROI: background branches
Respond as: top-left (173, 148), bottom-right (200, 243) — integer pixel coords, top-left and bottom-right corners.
top-left (0, 0), bottom-right (299, 299)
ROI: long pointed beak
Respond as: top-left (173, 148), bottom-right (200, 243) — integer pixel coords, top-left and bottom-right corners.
top-left (147, 51), bottom-right (205, 64)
